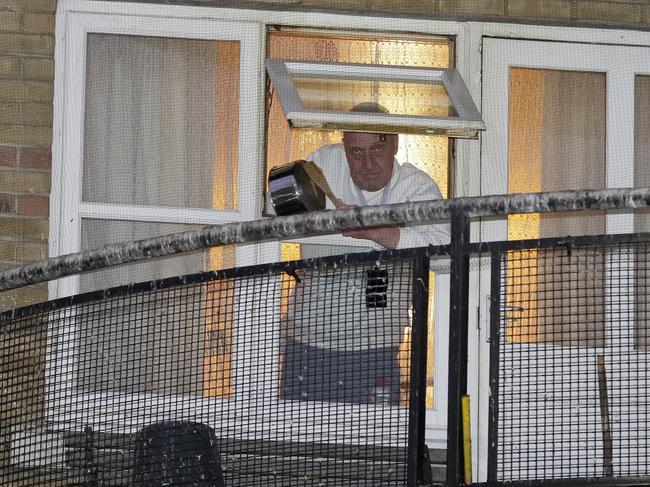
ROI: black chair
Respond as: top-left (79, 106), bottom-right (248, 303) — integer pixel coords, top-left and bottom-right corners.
top-left (133, 421), bottom-right (225, 486)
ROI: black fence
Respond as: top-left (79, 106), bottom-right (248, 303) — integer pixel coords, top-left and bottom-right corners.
top-left (3, 226), bottom-right (650, 487)
top-left (0, 249), bottom-right (432, 486)
top-left (484, 233), bottom-right (650, 487)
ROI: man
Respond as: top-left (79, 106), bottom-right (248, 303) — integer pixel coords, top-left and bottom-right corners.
top-left (281, 103), bottom-right (450, 404)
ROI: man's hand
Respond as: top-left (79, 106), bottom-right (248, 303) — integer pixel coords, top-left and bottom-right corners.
top-left (336, 204), bottom-right (400, 249)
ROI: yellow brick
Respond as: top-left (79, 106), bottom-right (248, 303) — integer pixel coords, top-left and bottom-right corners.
top-left (23, 57), bottom-right (52, 80)
top-left (0, 55), bottom-right (21, 78)
top-left (507, 0), bottom-right (573, 20)
top-left (22, 13), bottom-right (54, 34)
top-left (0, 215), bottom-right (49, 239)
top-left (243, 0), bottom-right (302, 4)
top-left (367, 0), bottom-right (435, 14)
top-left (577, 1), bottom-right (643, 24)
top-left (0, 283), bottom-right (48, 311)
top-left (0, 80), bottom-right (53, 103)
top-left (439, 0), bottom-right (505, 16)
top-left (16, 240), bottom-right (47, 261)
top-left (0, 288), bottom-right (20, 311)
top-left (0, 12), bottom-right (21, 32)
top-left (21, 102), bottom-right (52, 126)
top-left (0, 102), bottom-right (51, 126)
top-left (299, 0), bottom-right (371, 9)
top-left (0, 0), bottom-right (56, 13)
top-left (0, 102), bottom-right (20, 124)
top-left (0, 168), bottom-right (51, 194)
top-left (0, 33), bottom-right (54, 56)
top-left (0, 239), bottom-right (15, 260)
top-left (0, 123), bottom-right (51, 146)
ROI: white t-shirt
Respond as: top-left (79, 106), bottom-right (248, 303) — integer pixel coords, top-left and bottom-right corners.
top-left (283, 143), bottom-right (450, 350)
top-left (308, 143), bottom-right (450, 249)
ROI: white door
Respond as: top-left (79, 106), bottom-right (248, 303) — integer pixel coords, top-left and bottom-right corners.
top-left (478, 38), bottom-right (650, 481)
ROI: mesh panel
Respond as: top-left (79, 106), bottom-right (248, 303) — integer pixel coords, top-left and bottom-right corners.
top-left (0, 251), bottom-right (425, 486)
top-left (493, 241), bottom-right (650, 482)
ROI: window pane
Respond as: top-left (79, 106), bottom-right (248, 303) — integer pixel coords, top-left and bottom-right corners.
top-left (294, 77), bottom-right (456, 117)
top-left (82, 34), bottom-right (239, 210)
top-left (80, 219), bottom-right (236, 293)
top-left (635, 75), bottom-right (650, 351)
top-left (634, 75), bottom-right (650, 233)
top-left (266, 31), bottom-right (451, 199)
top-left (78, 219), bottom-right (236, 398)
top-left (508, 68), bottom-right (606, 240)
top-left (506, 68), bottom-right (606, 347)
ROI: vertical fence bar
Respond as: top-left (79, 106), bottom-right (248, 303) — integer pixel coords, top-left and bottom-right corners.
top-left (487, 250), bottom-right (503, 484)
top-left (407, 249), bottom-right (431, 487)
top-left (447, 210), bottom-right (471, 487)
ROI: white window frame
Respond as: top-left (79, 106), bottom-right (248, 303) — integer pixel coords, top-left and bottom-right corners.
top-left (265, 59), bottom-right (485, 138)
top-left (479, 37), bottom-right (650, 481)
top-left (49, 10), bottom-right (265, 300)
top-left (47, 7), bottom-right (269, 435)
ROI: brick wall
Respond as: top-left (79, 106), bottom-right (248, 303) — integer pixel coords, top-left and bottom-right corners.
top-left (216, 0), bottom-right (650, 29)
top-left (0, 0), bottom-right (54, 311)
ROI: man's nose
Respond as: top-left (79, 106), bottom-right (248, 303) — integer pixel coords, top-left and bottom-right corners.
top-left (359, 151), bottom-right (375, 168)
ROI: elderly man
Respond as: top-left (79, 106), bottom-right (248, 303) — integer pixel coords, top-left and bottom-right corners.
top-left (280, 103), bottom-right (449, 404)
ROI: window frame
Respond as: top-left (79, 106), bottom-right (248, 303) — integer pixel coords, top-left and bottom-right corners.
top-left (49, 11), bottom-right (265, 301)
top-left (265, 59), bottom-right (485, 138)
top-left (48, 8), bottom-right (269, 435)
top-left (50, 0), bottom-right (650, 478)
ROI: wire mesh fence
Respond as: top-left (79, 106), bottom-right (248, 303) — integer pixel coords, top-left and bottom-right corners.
top-left (488, 234), bottom-right (650, 485)
top-left (0, 249), bottom-right (430, 486)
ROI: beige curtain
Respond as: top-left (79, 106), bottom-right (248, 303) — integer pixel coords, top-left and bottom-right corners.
top-left (78, 34), bottom-right (240, 396)
top-left (507, 68), bottom-right (606, 346)
top-left (635, 75), bottom-right (650, 350)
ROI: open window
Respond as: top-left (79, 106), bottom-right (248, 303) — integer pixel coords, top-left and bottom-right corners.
top-left (266, 60), bottom-right (484, 138)
top-left (263, 29), bottom-right (472, 445)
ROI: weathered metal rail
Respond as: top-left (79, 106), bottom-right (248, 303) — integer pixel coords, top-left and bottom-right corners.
top-left (1, 187), bottom-right (649, 291)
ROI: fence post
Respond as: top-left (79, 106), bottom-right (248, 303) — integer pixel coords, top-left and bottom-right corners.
top-left (407, 249), bottom-right (431, 487)
top-left (447, 210), bottom-right (471, 487)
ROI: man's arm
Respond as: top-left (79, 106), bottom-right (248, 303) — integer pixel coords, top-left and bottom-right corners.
top-left (341, 222), bottom-right (401, 249)
top-left (341, 170), bottom-right (450, 250)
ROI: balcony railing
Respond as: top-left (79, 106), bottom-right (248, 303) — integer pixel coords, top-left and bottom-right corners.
top-left (1, 187), bottom-right (650, 486)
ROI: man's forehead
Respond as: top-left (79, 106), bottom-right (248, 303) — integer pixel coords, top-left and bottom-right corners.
top-left (342, 132), bottom-right (390, 146)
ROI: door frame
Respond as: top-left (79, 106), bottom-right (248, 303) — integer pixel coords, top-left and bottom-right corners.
top-left (478, 36), bottom-right (650, 481)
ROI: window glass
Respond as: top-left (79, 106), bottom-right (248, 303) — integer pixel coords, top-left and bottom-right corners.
top-left (293, 76), bottom-right (455, 117)
top-left (82, 34), bottom-right (240, 210)
top-left (79, 218), bottom-right (237, 397)
top-left (634, 75), bottom-right (650, 351)
top-left (79, 219), bottom-right (236, 293)
top-left (266, 31), bottom-right (451, 200)
top-left (506, 68), bottom-right (606, 346)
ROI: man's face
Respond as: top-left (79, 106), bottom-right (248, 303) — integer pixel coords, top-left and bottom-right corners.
top-left (342, 132), bottom-right (398, 192)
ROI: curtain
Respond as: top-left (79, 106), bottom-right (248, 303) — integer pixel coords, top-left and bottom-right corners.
top-left (635, 75), bottom-right (650, 350)
top-left (507, 68), bottom-right (606, 346)
top-left (77, 34), bottom-right (240, 396)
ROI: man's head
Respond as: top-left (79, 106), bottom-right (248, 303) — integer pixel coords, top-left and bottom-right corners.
top-left (342, 102), bottom-right (398, 192)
